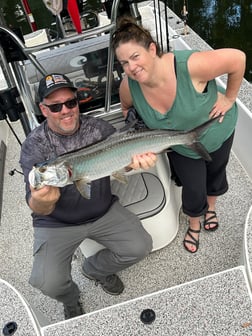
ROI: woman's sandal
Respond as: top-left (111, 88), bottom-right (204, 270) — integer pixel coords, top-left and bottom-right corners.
top-left (183, 225), bottom-right (201, 254)
top-left (203, 210), bottom-right (219, 231)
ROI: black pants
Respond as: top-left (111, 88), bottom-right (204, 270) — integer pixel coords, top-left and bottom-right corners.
top-left (168, 132), bottom-right (234, 217)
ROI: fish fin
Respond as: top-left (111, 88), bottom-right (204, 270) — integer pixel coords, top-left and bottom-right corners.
top-left (74, 179), bottom-right (92, 199)
top-left (112, 170), bottom-right (128, 183)
top-left (187, 116), bottom-right (220, 161)
top-left (188, 143), bottom-right (212, 162)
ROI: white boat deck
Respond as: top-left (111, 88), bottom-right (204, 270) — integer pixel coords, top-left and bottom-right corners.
top-left (1, 119), bottom-right (252, 334)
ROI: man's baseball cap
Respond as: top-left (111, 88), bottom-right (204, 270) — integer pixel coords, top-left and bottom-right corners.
top-left (38, 73), bottom-right (77, 101)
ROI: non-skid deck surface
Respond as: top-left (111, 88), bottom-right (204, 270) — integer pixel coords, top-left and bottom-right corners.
top-left (0, 122), bottom-right (252, 328)
top-left (42, 267), bottom-right (252, 336)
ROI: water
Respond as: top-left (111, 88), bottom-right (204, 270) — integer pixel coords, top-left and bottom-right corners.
top-left (170, 0), bottom-right (252, 82)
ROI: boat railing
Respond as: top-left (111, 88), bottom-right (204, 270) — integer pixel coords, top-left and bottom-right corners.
top-left (0, 0), bottom-right (174, 137)
top-left (0, 0), bottom-right (124, 136)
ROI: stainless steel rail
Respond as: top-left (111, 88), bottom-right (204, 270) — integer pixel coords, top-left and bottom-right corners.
top-left (0, 0), bottom-right (121, 119)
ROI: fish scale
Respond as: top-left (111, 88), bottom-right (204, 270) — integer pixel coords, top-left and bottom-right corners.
top-left (67, 132), bottom-right (191, 181)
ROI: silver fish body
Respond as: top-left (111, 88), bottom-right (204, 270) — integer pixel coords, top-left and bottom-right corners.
top-left (28, 117), bottom-right (218, 198)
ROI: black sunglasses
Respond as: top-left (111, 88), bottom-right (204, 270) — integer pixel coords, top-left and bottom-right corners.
top-left (43, 97), bottom-right (78, 113)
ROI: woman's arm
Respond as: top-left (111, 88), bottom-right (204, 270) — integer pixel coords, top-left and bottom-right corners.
top-left (119, 76), bottom-right (134, 117)
top-left (189, 48), bottom-right (246, 120)
top-left (189, 48), bottom-right (245, 100)
top-left (119, 77), bottom-right (157, 169)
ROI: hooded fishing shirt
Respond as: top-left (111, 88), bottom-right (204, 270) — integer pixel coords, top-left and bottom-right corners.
top-left (128, 49), bottom-right (238, 159)
top-left (19, 114), bottom-right (117, 227)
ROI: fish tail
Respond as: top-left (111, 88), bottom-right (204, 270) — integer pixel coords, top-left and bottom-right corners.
top-left (188, 116), bottom-right (220, 161)
top-left (188, 142), bottom-right (212, 161)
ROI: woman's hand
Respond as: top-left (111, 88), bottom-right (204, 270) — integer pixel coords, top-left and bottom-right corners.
top-left (209, 92), bottom-right (235, 122)
top-left (129, 152), bottom-right (157, 170)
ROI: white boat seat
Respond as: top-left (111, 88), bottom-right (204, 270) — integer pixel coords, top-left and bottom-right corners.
top-left (111, 172), bottom-right (165, 219)
top-left (80, 154), bottom-right (181, 257)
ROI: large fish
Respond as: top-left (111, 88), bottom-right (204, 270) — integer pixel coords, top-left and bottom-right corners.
top-left (29, 117), bottom-right (218, 198)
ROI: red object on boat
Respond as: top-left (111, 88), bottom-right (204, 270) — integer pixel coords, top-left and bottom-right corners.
top-left (67, 0), bottom-right (82, 34)
top-left (20, 0), bottom-right (37, 32)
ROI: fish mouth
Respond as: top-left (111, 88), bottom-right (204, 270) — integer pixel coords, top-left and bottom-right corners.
top-left (28, 163), bottom-right (71, 189)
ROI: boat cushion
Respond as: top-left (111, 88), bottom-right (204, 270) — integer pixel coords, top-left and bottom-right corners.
top-left (111, 172), bottom-right (165, 219)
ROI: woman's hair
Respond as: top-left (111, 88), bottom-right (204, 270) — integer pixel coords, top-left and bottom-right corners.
top-left (111, 16), bottom-right (162, 57)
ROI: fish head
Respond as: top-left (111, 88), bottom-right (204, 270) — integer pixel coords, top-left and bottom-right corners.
top-left (28, 161), bottom-right (71, 189)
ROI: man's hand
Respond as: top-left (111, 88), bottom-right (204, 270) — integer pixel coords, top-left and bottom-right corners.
top-left (29, 185), bottom-right (60, 215)
top-left (129, 152), bottom-right (157, 170)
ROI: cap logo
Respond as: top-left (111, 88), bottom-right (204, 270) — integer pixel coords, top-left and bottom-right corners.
top-left (45, 74), bottom-right (68, 89)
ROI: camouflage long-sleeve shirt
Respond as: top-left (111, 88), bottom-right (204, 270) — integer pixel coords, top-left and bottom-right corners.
top-left (19, 114), bottom-right (117, 227)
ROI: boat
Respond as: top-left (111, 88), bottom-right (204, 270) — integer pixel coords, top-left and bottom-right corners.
top-left (0, 1), bottom-right (252, 334)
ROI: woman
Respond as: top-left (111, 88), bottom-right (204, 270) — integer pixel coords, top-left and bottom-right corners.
top-left (112, 17), bottom-right (246, 253)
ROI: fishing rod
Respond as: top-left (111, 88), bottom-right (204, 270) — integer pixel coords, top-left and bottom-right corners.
top-left (20, 0), bottom-right (38, 32)
top-left (181, 0), bottom-right (189, 35)
top-left (153, 0), bottom-right (169, 52)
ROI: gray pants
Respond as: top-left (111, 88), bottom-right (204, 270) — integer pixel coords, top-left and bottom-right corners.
top-left (29, 201), bottom-right (152, 307)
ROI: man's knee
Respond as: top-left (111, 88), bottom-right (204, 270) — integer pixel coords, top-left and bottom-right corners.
top-left (29, 270), bottom-right (68, 299)
top-left (129, 230), bottom-right (153, 259)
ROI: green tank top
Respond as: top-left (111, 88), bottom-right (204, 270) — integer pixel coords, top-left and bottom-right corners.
top-left (128, 50), bottom-right (237, 158)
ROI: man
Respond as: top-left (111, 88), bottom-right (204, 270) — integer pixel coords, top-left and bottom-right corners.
top-left (20, 73), bottom-right (156, 319)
